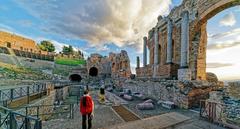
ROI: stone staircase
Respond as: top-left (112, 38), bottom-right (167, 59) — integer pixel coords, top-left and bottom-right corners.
top-left (2, 48), bottom-right (23, 67)
top-left (69, 85), bottom-right (84, 96)
top-left (6, 48), bottom-right (15, 56)
top-left (11, 56), bottom-right (22, 67)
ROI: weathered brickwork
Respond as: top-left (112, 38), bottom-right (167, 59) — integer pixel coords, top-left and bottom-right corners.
top-left (0, 31), bottom-right (48, 55)
top-left (123, 79), bottom-right (221, 108)
top-left (136, 0), bottom-right (240, 81)
top-left (133, 0), bottom-right (239, 109)
top-left (87, 50), bottom-right (131, 78)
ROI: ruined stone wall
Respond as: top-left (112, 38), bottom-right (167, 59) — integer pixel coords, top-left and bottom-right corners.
top-left (0, 53), bottom-right (54, 70)
top-left (87, 53), bottom-right (105, 76)
top-left (123, 79), bottom-right (220, 108)
top-left (87, 50), bottom-right (131, 78)
top-left (137, 0), bottom-right (240, 80)
top-left (0, 31), bottom-right (48, 55)
top-left (109, 50), bottom-right (131, 78)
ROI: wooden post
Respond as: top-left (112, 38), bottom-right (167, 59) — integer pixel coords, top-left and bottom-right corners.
top-left (10, 89), bottom-right (14, 102)
top-left (27, 86), bottom-right (30, 104)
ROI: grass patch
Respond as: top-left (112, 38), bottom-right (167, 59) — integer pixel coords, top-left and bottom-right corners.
top-left (55, 58), bottom-right (86, 66)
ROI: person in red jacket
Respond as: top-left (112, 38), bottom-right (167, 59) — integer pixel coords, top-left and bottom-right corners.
top-left (80, 90), bottom-right (94, 129)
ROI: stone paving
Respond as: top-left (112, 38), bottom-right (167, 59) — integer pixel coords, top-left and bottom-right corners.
top-left (104, 112), bottom-right (190, 129)
top-left (42, 91), bottom-right (124, 129)
top-left (43, 90), bottom-right (227, 129)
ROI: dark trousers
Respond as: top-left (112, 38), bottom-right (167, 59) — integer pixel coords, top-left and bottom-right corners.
top-left (82, 113), bottom-right (92, 129)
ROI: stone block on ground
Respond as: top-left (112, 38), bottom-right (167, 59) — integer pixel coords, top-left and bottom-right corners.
top-left (123, 94), bottom-right (133, 101)
top-left (161, 101), bottom-right (175, 109)
top-left (143, 99), bottom-right (154, 104)
top-left (136, 102), bottom-right (154, 110)
top-left (132, 92), bottom-right (144, 99)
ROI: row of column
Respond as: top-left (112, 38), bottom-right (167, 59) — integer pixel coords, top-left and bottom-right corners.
top-left (142, 11), bottom-right (189, 69)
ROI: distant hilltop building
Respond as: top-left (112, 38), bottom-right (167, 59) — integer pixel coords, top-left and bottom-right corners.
top-left (0, 31), bottom-right (48, 55)
top-left (0, 31), bottom-right (54, 61)
top-left (87, 50), bottom-right (131, 79)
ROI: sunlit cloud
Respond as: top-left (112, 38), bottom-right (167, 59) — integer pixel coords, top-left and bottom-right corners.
top-left (219, 12), bottom-right (236, 26)
top-left (207, 63), bottom-right (233, 68)
top-left (207, 41), bottom-right (240, 50)
top-left (14, 0), bottom-right (172, 52)
top-left (208, 28), bottom-right (240, 40)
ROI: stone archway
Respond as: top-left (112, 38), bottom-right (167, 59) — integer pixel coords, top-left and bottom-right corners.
top-left (6, 42), bottom-right (11, 48)
top-left (194, 0), bottom-right (240, 80)
top-left (69, 74), bottom-right (82, 82)
top-left (199, 0), bottom-right (240, 23)
top-left (89, 67), bottom-right (98, 77)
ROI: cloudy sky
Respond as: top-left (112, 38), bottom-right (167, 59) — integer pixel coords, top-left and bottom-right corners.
top-left (0, 0), bottom-right (240, 81)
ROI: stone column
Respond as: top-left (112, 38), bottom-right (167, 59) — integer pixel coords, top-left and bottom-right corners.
top-left (154, 28), bottom-right (159, 65)
top-left (153, 28), bottom-right (159, 77)
top-left (136, 56), bottom-right (140, 68)
top-left (180, 11), bottom-right (189, 68)
top-left (178, 11), bottom-right (191, 81)
top-left (166, 18), bottom-right (173, 64)
top-left (143, 36), bottom-right (147, 67)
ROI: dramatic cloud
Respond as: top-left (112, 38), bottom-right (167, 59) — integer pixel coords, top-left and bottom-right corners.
top-left (207, 63), bottom-right (233, 68)
top-left (35, 37), bottom-right (89, 57)
top-left (207, 41), bottom-right (240, 50)
top-left (208, 28), bottom-right (240, 40)
top-left (14, 0), bottom-right (172, 52)
top-left (219, 12), bottom-right (236, 26)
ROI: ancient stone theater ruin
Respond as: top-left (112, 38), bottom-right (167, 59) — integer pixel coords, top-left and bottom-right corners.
top-left (129, 0), bottom-right (240, 108)
top-left (136, 0), bottom-right (240, 81)
top-left (87, 50), bottom-right (132, 79)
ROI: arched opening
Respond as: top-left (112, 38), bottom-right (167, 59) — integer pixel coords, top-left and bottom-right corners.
top-left (69, 74), bottom-right (82, 82)
top-left (158, 44), bottom-right (161, 64)
top-left (89, 67), bottom-right (98, 77)
top-left (6, 42), bottom-right (11, 48)
top-left (172, 39), bottom-right (175, 62)
top-left (195, 1), bottom-right (240, 81)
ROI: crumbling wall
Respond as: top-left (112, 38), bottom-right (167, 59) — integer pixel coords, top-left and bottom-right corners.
top-left (123, 80), bottom-right (220, 109)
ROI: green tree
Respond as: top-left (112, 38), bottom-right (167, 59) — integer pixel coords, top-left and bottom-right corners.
top-left (68, 45), bottom-right (74, 55)
top-left (62, 45), bottom-right (74, 55)
top-left (62, 46), bottom-right (70, 55)
top-left (38, 40), bottom-right (55, 52)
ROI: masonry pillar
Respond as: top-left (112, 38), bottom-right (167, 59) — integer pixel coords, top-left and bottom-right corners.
top-left (178, 11), bottom-right (191, 81)
top-left (180, 11), bottom-right (189, 68)
top-left (136, 56), bottom-right (140, 68)
top-left (153, 27), bottom-right (159, 77)
top-left (143, 36), bottom-right (147, 67)
top-left (166, 18), bottom-right (173, 64)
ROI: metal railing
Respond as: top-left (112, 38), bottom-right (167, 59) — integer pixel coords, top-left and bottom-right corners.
top-left (200, 100), bottom-right (240, 129)
top-left (17, 104), bottom-right (75, 120)
top-left (0, 81), bottom-right (76, 106)
top-left (0, 106), bottom-right (41, 129)
top-left (0, 84), bottom-right (47, 105)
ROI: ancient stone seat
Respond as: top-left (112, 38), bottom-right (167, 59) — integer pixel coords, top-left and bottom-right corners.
top-left (206, 72), bottom-right (218, 83)
top-left (0, 47), bottom-right (10, 54)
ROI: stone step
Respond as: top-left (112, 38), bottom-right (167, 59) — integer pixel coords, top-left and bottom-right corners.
top-left (103, 112), bottom-right (190, 129)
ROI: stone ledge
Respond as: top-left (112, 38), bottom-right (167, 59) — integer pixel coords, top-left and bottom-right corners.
top-left (178, 68), bottom-right (191, 81)
top-left (104, 112), bottom-right (190, 129)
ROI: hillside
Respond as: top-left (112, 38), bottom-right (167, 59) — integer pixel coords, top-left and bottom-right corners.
top-left (0, 62), bottom-right (52, 81)
top-left (55, 57), bottom-right (86, 66)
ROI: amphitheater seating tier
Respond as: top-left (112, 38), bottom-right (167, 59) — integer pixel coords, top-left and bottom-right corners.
top-left (12, 49), bottom-right (54, 61)
top-left (0, 47), bottom-right (10, 54)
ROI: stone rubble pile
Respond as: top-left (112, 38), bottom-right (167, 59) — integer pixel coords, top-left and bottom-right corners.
top-left (123, 79), bottom-right (221, 109)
